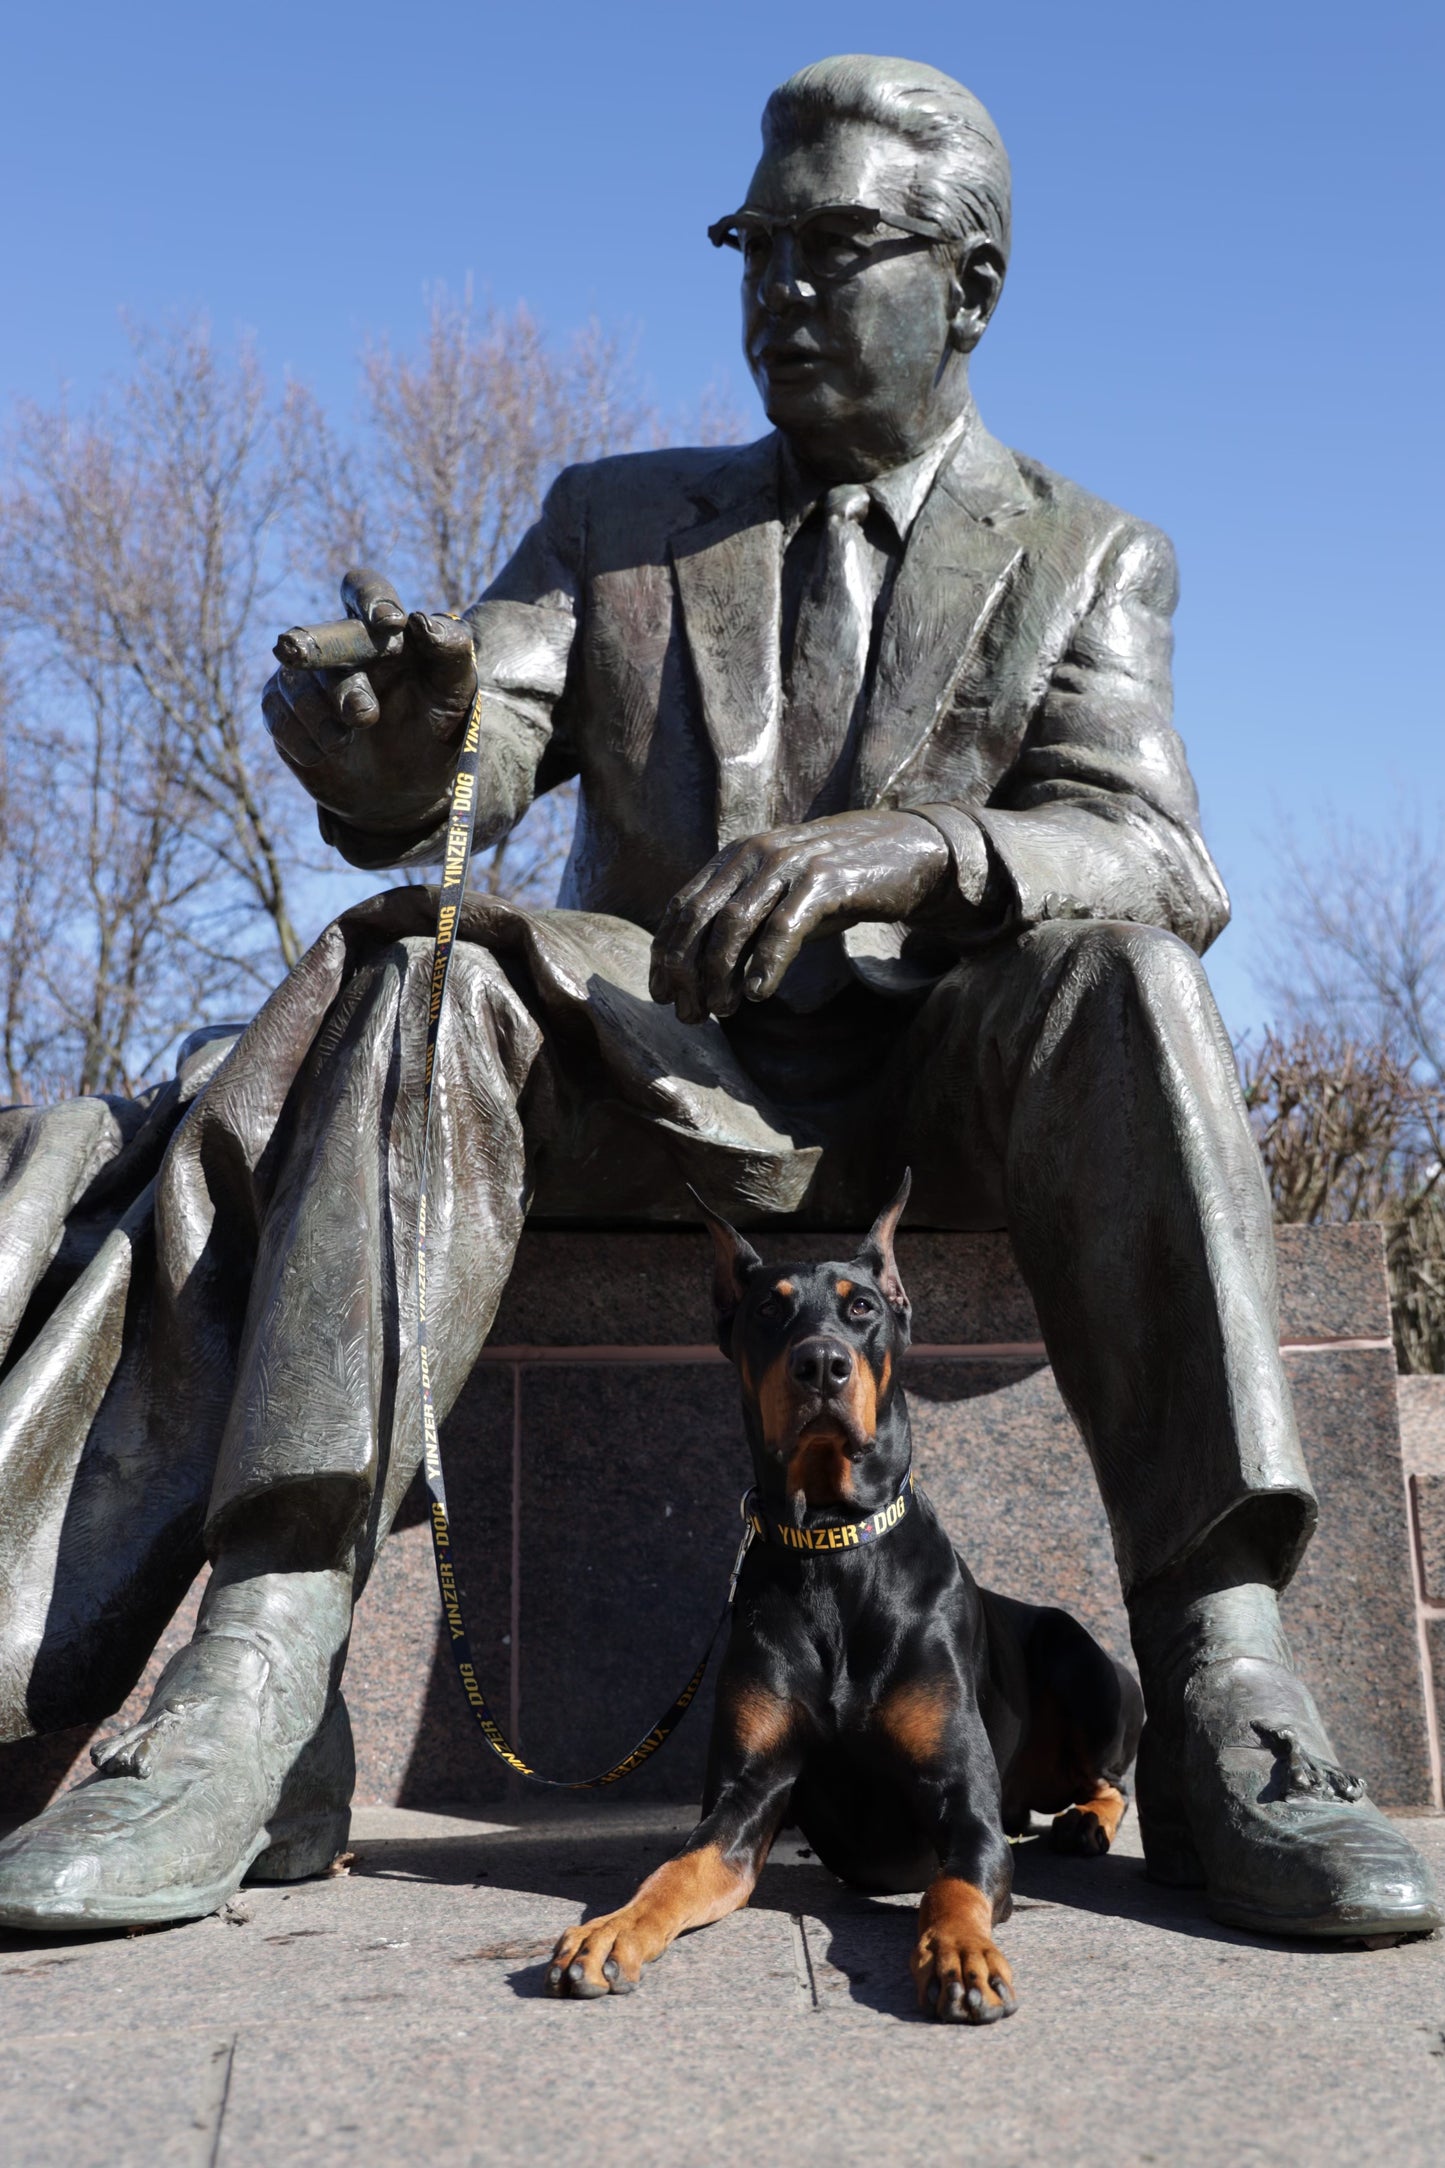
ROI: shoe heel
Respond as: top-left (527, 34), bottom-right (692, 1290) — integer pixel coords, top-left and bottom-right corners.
top-left (1138, 1809), bottom-right (1206, 1888)
top-left (1133, 1717), bottom-right (1207, 1887)
top-left (251, 1806), bottom-right (352, 1881)
top-left (249, 1695), bottom-right (355, 1884)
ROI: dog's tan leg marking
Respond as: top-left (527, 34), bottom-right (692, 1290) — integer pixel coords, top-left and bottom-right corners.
top-left (875, 1677), bottom-right (956, 1763)
top-left (910, 1876), bottom-right (1017, 2025)
top-left (726, 1680), bottom-right (795, 1757)
top-left (1050, 1778), bottom-right (1129, 1857)
top-left (549, 1844), bottom-right (757, 1998)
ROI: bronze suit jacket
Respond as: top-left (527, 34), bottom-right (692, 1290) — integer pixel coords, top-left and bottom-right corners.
top-left (322, 412), bottom-right (1230, 968)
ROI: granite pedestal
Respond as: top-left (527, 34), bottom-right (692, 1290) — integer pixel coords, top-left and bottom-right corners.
top-left (4, 1226), bottom-right (1439, 1820)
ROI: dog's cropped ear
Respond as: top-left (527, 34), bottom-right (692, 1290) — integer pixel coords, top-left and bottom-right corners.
top-left (856, 1168), bottom-right (912, 1323)
top-left (688, 1186), bottom-right (762, 1353)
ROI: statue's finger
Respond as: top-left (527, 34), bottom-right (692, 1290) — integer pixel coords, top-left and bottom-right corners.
top-left (651, 845), bottom-right (758, 1009)
top-left (664, 857), bottom-right (729, 920)
top-left (742, 877), bottom-right (824, 999)
top-left (276, 667), bottom-right (353, 742)
top-left (262, 682), bottom-right (324, 767)
top-left (405, 613), bottom-right (479, 734)
top-left (696, 871), bottom-right (786, 1017)
top-left (657, 858), bottom-right (756, 1015)
top-left (341, 566), bottom-right (407, 632)
top-left (330, 670), bottom-right (381, 728)
top-left (647, 940), bottom-right (675, 1008)
top-left (650, 890), bottom-right (700, 996)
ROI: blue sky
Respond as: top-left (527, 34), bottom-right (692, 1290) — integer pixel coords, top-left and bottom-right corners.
top-left (2, 0), bottom-right (1440, 1037)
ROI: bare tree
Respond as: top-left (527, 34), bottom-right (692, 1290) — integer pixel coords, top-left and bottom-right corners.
top-left (0, 323), bottom-right (327, 1095)
top-left (2, 692), bottom-right (185, 1101)
top-left (2, 323), bottom-right (318, 965)
top-left (0, 687), bottom-right (52, 1100)
top-left (1243, 1028), bottom-right (1445, 1373)
top-left (1246, 805), bottom-right (1445, 1369)
top-left (1258, 808), bottom-right (1445, 1085)
top-left (0, 298), bottom-right (747, 1097)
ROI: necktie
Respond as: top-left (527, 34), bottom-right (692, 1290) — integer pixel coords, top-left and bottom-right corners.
top-left (775, 483), bottom-right (874, 825)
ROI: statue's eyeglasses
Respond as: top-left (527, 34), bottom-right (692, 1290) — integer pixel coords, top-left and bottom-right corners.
top-left (707, 203), bottom-right (949, 283)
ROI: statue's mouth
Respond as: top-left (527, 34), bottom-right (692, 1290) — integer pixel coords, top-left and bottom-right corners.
top-left (753, 340), bottom-right (830, 380)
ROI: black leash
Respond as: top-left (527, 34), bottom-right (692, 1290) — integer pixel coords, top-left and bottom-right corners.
top-left (416, 683), bottom-right (751, 1786)
top-left (414, 684), bottom-right (914, 1785)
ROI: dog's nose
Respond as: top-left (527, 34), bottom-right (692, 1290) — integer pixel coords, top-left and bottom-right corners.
top-left (788, 1336), bottom-right (854, 1397)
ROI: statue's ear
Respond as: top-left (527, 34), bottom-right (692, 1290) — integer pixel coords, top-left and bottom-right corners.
top-left (856, 1168), bottom-right (912, 1321)
top-left (688, 1186), bottom-right (762, 1353)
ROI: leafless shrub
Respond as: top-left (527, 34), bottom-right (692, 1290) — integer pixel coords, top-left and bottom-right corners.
top-left (1242, 1027), bottom-right (1445, 1374)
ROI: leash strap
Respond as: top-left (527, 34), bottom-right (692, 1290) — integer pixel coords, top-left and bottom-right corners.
top-left (744, 1470), bottom-right (916, 1553)
top-left (415, 684), bottom-right (750, 1787)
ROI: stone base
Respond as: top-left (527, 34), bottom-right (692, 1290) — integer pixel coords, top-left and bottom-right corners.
top-left (4, 1225), bottom-right (1439, 1816)
top-left (1399, 1373), bottom-right (1445, 1800)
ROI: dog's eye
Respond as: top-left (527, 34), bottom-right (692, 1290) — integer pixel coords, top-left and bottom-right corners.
top-left (847, 1296), bottom-right (876, 1320)
top-left (756, 1295), bottom-right (783, 1322)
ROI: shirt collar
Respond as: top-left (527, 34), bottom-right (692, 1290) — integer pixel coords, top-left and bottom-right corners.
top-left (778, 409), bottom-right (972, 547)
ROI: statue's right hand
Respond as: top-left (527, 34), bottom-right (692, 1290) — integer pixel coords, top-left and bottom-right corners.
top-left (262, 569), bottom-right (478, 822)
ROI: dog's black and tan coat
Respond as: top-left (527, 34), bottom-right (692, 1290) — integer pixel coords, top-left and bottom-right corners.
top-left (549, 1177), bottom-right (1143, 2022)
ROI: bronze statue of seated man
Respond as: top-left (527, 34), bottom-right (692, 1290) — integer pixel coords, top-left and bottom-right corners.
top-left (0, 53), bottom-right (1435, 1942)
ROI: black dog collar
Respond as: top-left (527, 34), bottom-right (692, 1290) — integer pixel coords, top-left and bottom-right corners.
top-left (744, 1471), bottom-right (916, 1554)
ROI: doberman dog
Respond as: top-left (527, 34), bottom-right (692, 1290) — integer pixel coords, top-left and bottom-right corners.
top-left (548, 1175), bottom-right (1143, 2022)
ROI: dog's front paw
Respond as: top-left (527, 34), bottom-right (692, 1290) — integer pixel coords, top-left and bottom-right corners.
top-left (547, 1908), bottom-right (647, 1999)
top-left (1050, 1783), bottom-right (1128, 1857)
top-left (911, 1926), bottom-right (1016, 2023)
top-left (911, 1876), bottom-right (1017, 2025)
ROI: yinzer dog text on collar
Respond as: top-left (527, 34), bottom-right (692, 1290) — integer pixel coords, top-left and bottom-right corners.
top-left (745, 1471), bottom-right (916, 1552)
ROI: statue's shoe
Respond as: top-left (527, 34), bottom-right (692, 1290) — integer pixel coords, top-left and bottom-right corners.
top-left (0, 1637), bottom-right (353, 1932)
top-left (1137, 1656), bottom-right (1440, 1941)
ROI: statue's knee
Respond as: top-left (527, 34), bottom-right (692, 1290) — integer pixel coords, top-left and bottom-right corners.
top-left (1062, 920), bottom-right (1209, 1014)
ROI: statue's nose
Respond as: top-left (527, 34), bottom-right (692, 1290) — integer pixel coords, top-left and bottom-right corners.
top-left (788, 1337), bottom-right (853, 1397)
top-left (759, 232), bottom-right (815, 311)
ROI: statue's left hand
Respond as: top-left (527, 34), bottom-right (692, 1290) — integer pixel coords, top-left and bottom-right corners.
top-left (649, 811), bottom-right (953, 1025)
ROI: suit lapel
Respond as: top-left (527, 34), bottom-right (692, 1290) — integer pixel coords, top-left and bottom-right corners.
top-left (850, 424), bottom-right (1031, 810)
top-left (670, 437), bottom-right (783, 847)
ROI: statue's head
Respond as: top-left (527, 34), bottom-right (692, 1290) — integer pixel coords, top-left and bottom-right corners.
top-left (710, 56), bottom-right (1010, 476)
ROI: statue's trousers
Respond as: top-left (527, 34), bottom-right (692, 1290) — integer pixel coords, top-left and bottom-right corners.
top-left (0, 891), bottom-right (1313, 1741)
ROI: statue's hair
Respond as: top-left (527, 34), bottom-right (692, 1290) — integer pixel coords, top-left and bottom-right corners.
top-left (762, 55), bottom-right (1011, 259)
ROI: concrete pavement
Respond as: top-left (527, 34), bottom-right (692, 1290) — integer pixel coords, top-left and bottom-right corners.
top-left (1, 1802), bottom-right (1442, 2166)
